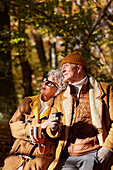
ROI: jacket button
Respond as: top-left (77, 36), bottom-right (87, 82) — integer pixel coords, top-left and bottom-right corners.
top-left (26, 135), bottom-right (30, 139)
top-left (26, 112), bottom-right (30, 115)
top-left (25, 120), bottom-right (32, 123)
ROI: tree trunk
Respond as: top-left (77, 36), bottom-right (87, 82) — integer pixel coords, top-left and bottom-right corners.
top-left (18, 20), bottom-right (33, 97)
top-left (0, 2), bottom-right (17, 119)
top-left (20, 58), bottom-right (33, 97)
top-left (49, 42), bottom-right (58, 68)
top-left (31, 30), bottom-right (47, 72)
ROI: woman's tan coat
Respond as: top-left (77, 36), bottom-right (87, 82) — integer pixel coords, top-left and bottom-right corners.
top-left (47, 76), bottom-right (113, 170)
top-left (3, 95), bottom-right (57, 170)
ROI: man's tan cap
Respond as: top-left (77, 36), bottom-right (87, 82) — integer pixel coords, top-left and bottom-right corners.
top-left (61, 51), bottom-right (88, 70)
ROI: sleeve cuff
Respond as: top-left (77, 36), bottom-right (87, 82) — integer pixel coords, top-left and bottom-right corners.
top-left (46, 124), bottom-right (62, 138)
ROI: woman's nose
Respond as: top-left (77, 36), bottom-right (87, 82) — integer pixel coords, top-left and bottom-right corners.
top-left (42, 82), bottom-right (46, 87)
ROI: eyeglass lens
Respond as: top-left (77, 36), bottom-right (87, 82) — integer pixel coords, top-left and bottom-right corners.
top-left (43, 78), bottom-right (57, 88)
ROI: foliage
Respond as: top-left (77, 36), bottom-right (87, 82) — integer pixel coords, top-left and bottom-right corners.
top-left (1, 0), bottom-right (113, 106)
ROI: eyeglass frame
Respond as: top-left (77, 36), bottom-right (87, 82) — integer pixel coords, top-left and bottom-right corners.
top-left (42, 77), bottom-right (58, 89)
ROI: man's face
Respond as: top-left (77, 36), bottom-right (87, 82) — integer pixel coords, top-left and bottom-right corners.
top-left (61, 63), bottom-right (78, 82)
top-left (40, 75), bottom-right (57, 101)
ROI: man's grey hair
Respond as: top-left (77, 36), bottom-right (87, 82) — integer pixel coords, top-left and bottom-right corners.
top-left (48, 69), bottom-right (67, 96)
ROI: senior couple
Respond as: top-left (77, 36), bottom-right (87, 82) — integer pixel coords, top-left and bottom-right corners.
top-left (3, 51), bottom-right (113, 170)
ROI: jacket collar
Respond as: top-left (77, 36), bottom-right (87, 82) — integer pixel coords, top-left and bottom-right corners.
top-left (62, 75), bottom-right (105, 146)
top-left (88, 75), bottom-right (104, 145)
top-left (63, 75), bottom-right (106, 100)
top-left (29, 95), bottom-right (40, 118)
top-left (88, 75), bottom-right (106, 100)
top-left (62, 85), bottom-right (73, 144)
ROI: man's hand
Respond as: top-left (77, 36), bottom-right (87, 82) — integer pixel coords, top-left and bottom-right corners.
top-left (98, 147), bottom-right (112, 163)
top-left (19, 97), bottom-right (32, 113)
top-left (48, 114), bottom-right (60, 132)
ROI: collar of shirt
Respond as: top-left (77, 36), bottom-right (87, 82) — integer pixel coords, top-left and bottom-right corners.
top-left (39, 96), bottom-right (54, 116)
top-left (69, 76), bottom-right (87, 98)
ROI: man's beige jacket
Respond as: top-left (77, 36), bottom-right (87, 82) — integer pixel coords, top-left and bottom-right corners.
top-left (47, 76), bottom-right (113, 170)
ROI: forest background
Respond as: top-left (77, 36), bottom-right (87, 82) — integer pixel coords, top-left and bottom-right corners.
top-left (0, 0), bottom-right (113, 167)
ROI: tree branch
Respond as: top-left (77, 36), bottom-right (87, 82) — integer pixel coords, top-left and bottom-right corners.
top-left (81, 0), bottom-right (113, 51)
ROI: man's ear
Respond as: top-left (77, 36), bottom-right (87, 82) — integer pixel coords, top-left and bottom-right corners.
top-left (77, 65), bottom-right (82, 74)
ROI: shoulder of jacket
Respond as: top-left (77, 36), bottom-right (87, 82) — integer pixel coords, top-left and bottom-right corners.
top-left (55, 90), bottom-right (65, 98)
top-left (98, 81), bottom-right (111, 89)
top-left (30, 95), bottom-right (40, 102)
top-left (97, 81), bottom-right (113, 96)
top-left (88, 75), bottom-right (111, 89)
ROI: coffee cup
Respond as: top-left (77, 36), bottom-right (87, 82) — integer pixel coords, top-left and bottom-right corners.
top-left (33, 126), bottom-right (42, 139)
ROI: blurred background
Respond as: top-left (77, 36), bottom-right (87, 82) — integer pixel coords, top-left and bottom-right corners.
top-left (0, 0), bottom-right (113, 167)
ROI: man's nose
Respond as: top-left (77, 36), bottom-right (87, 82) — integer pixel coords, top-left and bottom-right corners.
top-left (61, 66), bottom-right (65, 73)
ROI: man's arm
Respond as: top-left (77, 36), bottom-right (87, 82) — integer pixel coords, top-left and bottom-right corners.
top-left (98, 85), bottom-right (113, 163)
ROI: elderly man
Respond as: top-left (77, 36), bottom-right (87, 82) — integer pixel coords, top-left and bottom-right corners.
top-left (3, 69), bottom-right (66, 170)
top-left (47, 52), bottom-right (113, 170)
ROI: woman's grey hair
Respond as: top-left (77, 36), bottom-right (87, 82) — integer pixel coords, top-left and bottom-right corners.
top-left (48, 69), bottom-right (67, 96)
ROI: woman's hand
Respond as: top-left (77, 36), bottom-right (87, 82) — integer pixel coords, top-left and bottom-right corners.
top-left (30, 132), bottom-right (46, 144)
top-left (29, 120), bottom-right (48, 144)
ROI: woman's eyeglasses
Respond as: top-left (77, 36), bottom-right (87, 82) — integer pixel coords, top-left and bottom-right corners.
top-left (43, 78), bottom-right (58, 89)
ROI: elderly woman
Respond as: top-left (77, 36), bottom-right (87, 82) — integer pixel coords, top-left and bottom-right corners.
top-left (3, 69), bottom-right (66, 170)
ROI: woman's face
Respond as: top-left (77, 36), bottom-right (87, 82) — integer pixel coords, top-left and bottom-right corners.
top-left (40, 75), bottom-right (57, 102)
